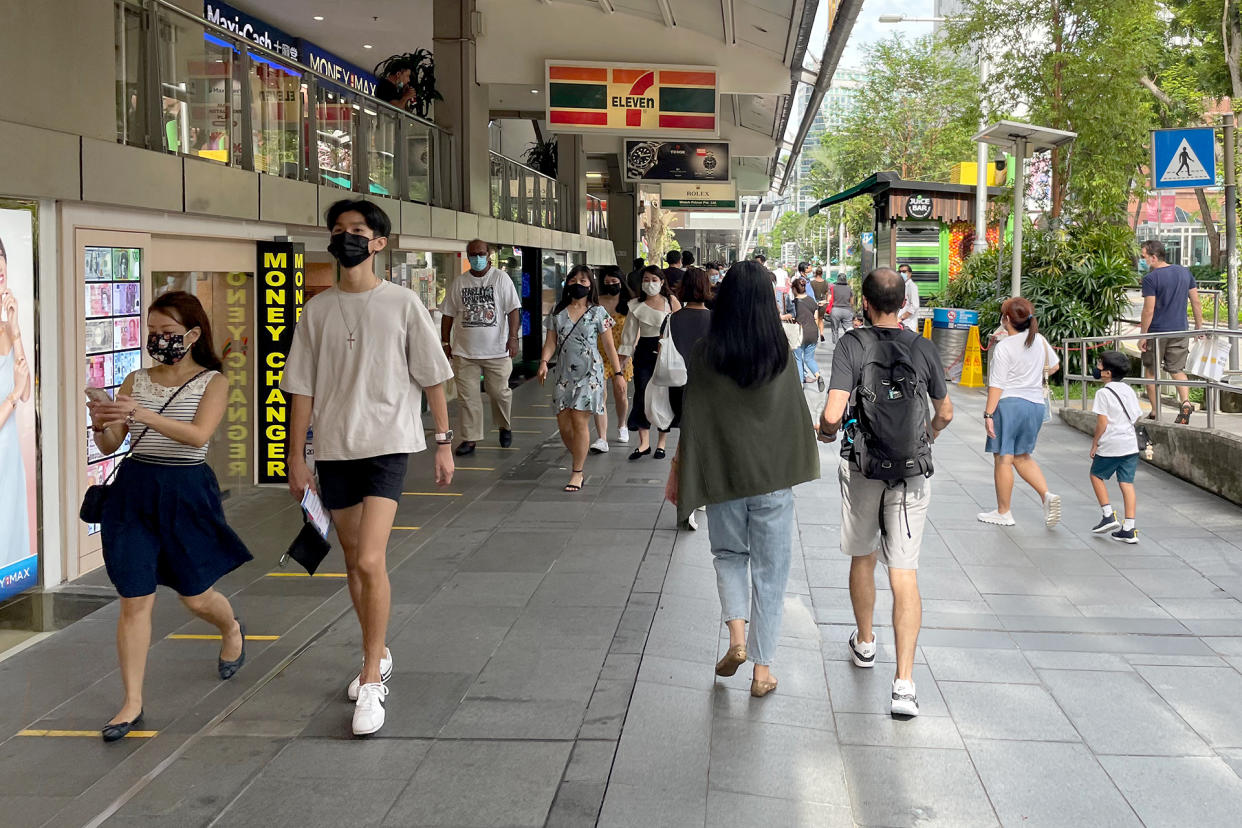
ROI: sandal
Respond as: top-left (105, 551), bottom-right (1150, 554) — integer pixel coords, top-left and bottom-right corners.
top-left (564, 469), bottom-right (584, 493)
top-left (1174, 402), bottom-right (1193, 425)
top-left (750, 676), bottom-right (779, 698)
top-left (715, 644), bottom-right (747, 677)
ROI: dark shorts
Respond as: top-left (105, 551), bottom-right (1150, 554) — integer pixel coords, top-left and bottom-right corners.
top-left (315, 453), bottom-right (409, 510)
top-left (1091, 453), bottom-right (1139, 484)
top-left (101, 459), bottom-right (252, 599)
top-left (1142, 336), bottom-right (1189, 374)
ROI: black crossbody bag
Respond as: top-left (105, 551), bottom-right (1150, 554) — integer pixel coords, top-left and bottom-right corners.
top-left (80, 371), bottom-right (208, 523)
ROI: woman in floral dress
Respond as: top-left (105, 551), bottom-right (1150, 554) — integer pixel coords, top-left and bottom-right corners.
top-left (538, 265), bottom-right (621, 492)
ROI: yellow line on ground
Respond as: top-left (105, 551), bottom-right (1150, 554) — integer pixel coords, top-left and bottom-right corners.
top-left (454, 467), bottom-right (495, 471)
top-left (401, 491), bottom-right (463, 497)
top-left (165, 640), bottom-right (279, 645)
top-left (265, 572), bottom-right (348, 578)
top-left (19, 729), bottom-right (158, 738)
top-left (392, 526), bottom-right (420, 530)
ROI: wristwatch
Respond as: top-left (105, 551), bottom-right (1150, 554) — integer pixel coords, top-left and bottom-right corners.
top-left (434, 430), bottom-right (454, 445)
top-left (982, 412), bottom-right (994, 420)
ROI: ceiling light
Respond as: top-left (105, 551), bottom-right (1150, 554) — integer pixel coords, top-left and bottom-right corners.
top-left (530, 89), bottom-right (540, 94)
top-left (586, 172), bottom-right (603, 179)
top-left (313, 15), bottom-right (324, 21)
top-left (363, 44), bottom-right (373, 49)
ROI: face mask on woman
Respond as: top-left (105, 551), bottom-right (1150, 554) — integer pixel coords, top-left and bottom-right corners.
top-left (600, 282), bottom-right (622, 295)
top-left (709, 272), bottom-right (721, 285)
top-left (642, 282), bottom-right (662, 297)
top-left (147, 332), bottom-right (192, 365)
top-left (566, 283), bottom-right (590, 300)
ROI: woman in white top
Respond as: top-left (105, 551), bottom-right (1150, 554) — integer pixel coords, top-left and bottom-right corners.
top-left (86, 292), bottom-right (251, 741)
top-left (979, 297), bottom-right (1062, 528)
top-left (618, 265), bottom-right (682, 459)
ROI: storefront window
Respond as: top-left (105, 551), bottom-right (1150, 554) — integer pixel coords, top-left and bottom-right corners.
top-left (389, 251), bottom-right (457, 312)
top-left (541, 250), bottom-right (568, 320)
top-left (317, 89), bottom-right (355, 190)
top-left (84, 247), bottom-right (143, 535)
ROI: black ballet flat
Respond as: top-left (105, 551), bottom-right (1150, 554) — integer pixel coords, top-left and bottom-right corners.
top-left (102, 710), bottom-right (144, 743)
top-left (653, 448), bottom-right (667, 460)
top-left (628, 447), bottom-right (651, 460)
top-left (218, 618), bottom-right (246, 680)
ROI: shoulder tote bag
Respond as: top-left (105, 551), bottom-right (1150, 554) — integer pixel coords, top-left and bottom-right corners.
top-left (651, 315), bottom-right (688, 388)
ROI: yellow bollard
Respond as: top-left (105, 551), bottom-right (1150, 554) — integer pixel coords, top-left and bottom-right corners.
top-left (960, 325), bottom-right (985, 388)
top-left (922, 317), bottom-right (932, 339)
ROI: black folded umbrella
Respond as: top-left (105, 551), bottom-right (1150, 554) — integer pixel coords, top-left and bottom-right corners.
top-left (282, 520), bottom-right (332, 575)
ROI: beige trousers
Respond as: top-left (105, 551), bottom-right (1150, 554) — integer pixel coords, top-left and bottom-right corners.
top-left (453, 355), bottom-right (513, 441)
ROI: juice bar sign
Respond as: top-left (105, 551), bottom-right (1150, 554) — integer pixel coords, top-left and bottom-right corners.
top-left (256, 242), bottom-right (304, 484)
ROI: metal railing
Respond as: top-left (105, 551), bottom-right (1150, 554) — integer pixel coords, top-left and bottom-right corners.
top-left (115, 0), bottom-right (457, 208)
top-left (488, 151), bottom-right (571, 232)
top-left (1061, 329), bottom-right (1242, 429)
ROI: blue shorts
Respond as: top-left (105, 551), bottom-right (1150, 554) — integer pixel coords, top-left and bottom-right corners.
top-left (1091, 453), bottom-right (1139, 484)
top-left (985, 397), bottom-right (1045, 456)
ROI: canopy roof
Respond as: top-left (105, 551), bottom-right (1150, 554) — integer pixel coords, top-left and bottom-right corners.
top-left (807, 171), bottom-right (1006, 217)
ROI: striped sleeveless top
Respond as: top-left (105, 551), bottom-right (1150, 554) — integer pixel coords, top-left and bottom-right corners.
top-left (129, 369), bottom-right (217, 464)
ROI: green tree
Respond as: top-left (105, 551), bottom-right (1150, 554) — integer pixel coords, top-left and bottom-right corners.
top-left (946, 0), bottom-right (1163, 223)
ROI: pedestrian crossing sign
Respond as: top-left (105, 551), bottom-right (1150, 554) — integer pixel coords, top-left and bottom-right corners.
top-left (1151, 127), bottom-right (1217, 189)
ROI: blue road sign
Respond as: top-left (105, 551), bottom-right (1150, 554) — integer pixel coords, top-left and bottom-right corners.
top-left (1152, 127), bottom-right (1217, 189)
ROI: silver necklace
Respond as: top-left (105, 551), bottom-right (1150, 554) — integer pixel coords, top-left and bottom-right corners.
top-left (337, 279), bottom-right (382, 349)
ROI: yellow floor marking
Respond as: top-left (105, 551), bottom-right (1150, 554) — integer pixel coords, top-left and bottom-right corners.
top-left (454, 467), bottom-right (495, 471)
top-left (19, 729), bottom-right (158, 738)
top-left (165, 640), bottom-right (279, 645)
top-left (265, 572), bottom-right (348, 578)
top-left (401, 491), bottom-right (463, 497)
top-left (392, 526), bottom-right (421, 530)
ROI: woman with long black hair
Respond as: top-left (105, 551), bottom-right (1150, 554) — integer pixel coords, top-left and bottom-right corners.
top-left (665, 261), bottom-right (819, 697)
top-left (86, 291), bottom-right (252, 741)
top-left (618, 265), bottom-right (681, 460)
top-left (591, 265), bottom-right (632, 452)
top-left (538, 265), bottom-right (622, 492)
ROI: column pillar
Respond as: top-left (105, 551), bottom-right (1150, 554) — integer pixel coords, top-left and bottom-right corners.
top-left (433, 0), bottom-right (489, 214)
top-left (556, 134), bottom-right (585, 235)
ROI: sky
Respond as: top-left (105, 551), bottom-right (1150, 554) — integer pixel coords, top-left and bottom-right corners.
top-left (830, 0), bottom-right (937, 71)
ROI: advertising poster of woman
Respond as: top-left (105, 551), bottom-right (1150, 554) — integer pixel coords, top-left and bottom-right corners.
top-left (0, 207), bottom-right (38, 601)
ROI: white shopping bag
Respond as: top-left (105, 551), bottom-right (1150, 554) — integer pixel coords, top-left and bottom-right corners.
top-left (1187, 335), bottom-right (1231, 382)
top-left (644, 378), bottom-right (675, 430)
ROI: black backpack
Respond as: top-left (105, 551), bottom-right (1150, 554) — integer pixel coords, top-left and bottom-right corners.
top-left (847, 327), bottom-right (934, 484)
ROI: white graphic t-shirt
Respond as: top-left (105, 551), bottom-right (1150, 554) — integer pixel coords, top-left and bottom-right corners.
top-left (440, 266), bottom-right (522, 359)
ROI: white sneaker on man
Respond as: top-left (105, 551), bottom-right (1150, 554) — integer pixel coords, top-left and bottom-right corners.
top-left (347, 647), bottom-right (393, 701)
top-left (848, 630), bottom-right (876, 668)
top-left (618, 426), bottom-right (630, 443)
top-left (352, 682), bottom-right (389, 736)
top-left (891, 678), bottom-right (919, 718)
top-left (977, 510), bottom-right (1016, 526)
top-left (590, 438), bottom-right (609, 454)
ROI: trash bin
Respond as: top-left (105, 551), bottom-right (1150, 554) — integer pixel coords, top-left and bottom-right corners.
top-left (930, 308), bottom-right (978, 383)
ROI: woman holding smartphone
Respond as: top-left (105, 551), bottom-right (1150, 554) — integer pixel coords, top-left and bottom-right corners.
top-left (86, 291), bottom-right (251, 742)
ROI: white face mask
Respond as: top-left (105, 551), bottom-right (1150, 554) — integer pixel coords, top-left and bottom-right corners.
top-left (642, 282), bottom-right (662, 297)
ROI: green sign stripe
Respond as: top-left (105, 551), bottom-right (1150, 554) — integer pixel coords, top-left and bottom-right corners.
top-left (659, 87), bottom-right (715, 114)
top-left (549, 82), bottom-right (607, 110)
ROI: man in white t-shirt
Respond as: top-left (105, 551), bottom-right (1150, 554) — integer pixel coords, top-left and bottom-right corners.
top-left (898, 264), bottom-right (920, 331)
top-left (440, 239), bottom-right (522, 456)
top-left (283, 199), bottom-right (455, 736)
top-left (1088, 350), bottom-right (1143, 544)
top-left (772, 262), bottom-right (790, 297)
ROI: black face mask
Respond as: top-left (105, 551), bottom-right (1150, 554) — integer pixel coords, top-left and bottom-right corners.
top-left (1092, 367), bottom-right (1103, 380)
top-left (566, 283), bottom-right (590, 300)
top-left (327, 232), bottom-right (373, 268)
top-left (600, 283), bottom-right (621, 295)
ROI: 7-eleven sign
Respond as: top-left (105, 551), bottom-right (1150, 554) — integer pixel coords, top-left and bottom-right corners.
top-left (546, 61), bottom-right (719, 136)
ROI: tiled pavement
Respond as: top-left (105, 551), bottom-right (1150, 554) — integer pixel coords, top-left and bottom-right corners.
top-left (6, 339), bottom-right (1242, 827)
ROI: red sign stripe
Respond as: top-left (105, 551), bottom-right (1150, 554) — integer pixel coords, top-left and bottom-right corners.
top-left (658, 114), bottom-right (716, 130)
top-left (549, 66), bottom-right (609, 82)
top-left (550, 110), bottom-right (609, 126)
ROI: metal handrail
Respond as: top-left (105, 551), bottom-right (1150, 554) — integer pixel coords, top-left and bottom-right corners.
top-left (488, 150), bottom-right (556, 183)
top-left (1060, 329), bottom-right (1242, 429)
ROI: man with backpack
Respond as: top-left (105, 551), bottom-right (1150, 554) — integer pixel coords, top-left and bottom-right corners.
top-left (817, 268), bottom-right (954, 718)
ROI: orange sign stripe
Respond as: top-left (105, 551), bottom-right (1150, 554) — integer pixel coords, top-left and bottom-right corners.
top-left (659, 70), bottom-right (717, 87)
top-left (549, 66), bottom-right (609, 82)
top-left (612, 68), bottom-right (648, 84)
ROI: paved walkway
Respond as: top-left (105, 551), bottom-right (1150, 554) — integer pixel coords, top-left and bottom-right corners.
top-left (5, 338), bottom-right (1242, 827)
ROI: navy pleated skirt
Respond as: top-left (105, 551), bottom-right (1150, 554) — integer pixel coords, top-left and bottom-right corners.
top-left (100, 458), bottom-right (253, 598)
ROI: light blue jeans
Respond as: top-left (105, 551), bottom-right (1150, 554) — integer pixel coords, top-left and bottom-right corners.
top-left (793, 342), bottom-right (819, 379)
top-left (706, 489), bottom-right (795, 666)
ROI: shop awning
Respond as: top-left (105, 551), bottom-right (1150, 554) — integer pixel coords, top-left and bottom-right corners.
top-left (807, 171), bottom-right (1007, 217)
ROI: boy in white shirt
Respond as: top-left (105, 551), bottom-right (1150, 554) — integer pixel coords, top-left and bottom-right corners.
top-left (1089, 351), bottom-right (1143, 543)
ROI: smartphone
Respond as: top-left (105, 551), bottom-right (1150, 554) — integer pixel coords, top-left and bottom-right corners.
top-left (85, 387), bottom-right (111, 403)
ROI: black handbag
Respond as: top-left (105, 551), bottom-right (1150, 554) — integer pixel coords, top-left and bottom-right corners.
top-left (281, 519), bottom-right (333, 575)
top-left (80, 370), bottom-right (208, 523)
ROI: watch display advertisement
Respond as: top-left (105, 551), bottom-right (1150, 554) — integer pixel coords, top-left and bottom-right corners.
top-left (623, 140), bottom-right (730, 182)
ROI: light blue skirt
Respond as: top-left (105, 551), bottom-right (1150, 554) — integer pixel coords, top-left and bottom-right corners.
top-left (985, 397), bottom-right (1045, 456)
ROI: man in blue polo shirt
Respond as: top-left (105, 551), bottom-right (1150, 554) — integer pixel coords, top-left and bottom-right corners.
top-left (1139, 239), bottom-right (1203, 424)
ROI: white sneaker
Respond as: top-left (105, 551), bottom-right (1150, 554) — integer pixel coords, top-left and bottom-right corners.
top-left (347, 647), bottom-right (393, 701)
top-left (848, 630), bottom-right (877, 668)
top-left (1043, 492), bottom-right (1062, 528)
top-left (977, 510), bottom-right (1016, 526)
top-left (590, 438), bottom-right (609, 454)
top-left (686, 511), bottom-right (697, 531)
top-left (352, 682), bottom-right (389, 736)
top-left (618, 426), bottom-right (630, 443)
top-left (891, 678), bottom-right (919, 718)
